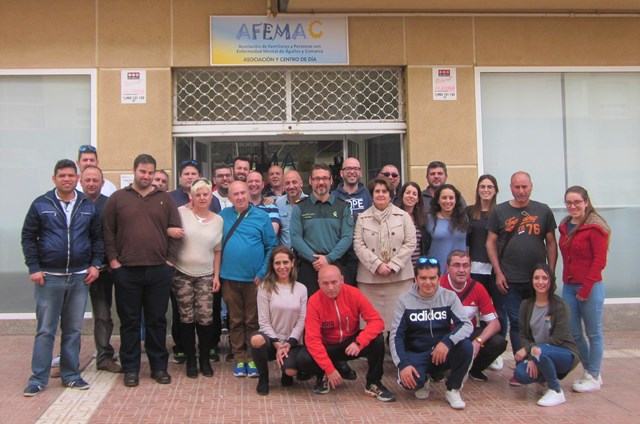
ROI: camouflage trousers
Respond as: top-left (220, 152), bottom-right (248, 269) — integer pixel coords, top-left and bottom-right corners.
top-left (171, 270), bottom-right (214, 326)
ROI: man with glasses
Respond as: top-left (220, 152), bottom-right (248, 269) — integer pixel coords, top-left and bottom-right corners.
top-left (76, 145), bottom-right (118, 196)
top-left (486, 171), bottom-right (557, 385)
top-left (291, 163), bottom-right (354, 296)
top-left (213, 164), bottom-right (234, 209)
top-left (390, 257), bottom-right (473, 409)
top-left (336, 157), bottom-right (371, 286)
top-left (440, 250), bottom-right (506, 383)
top-left (378, 164), bottom-right (401, 192)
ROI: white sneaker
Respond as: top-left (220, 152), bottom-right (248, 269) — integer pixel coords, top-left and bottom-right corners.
top-left (488, 355), bottom-right (504, 371)
top-left (51, 355), bottom-right (60, 368)
top-left (572, 372), bottom-right (601, 393)
top-left (415, 381), bottom-right (430, 399)
top-left (537, 389), bottom-right (566, 407)
top-left (445, 389), bottom-right (466, 409)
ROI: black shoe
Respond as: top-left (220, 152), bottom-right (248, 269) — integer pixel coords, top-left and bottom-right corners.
top-left (469, 369), bottom-right (489, 382)
top-left (209, 348), bottom-right (221, 362)
top-left (337, 363), bottom-right (357, 380)
top-left (200, 357), bottom-right (214, 378)
top-left (281, 374), bottom-right (294, 387)
top-left (124, 372), bottom-right (139, 387)
top-left (257, 375), bottom-right (269, 396)
top-left (225, 353), bottom-right (235, 363)
top-left (186, 356), bottom-right (198, 379)
top-left (296, 371), bottom-right (312, 381)
top-left (313, 374), bottom-right (330, 395)
top-left (151, 370), bottom-right (172, 384)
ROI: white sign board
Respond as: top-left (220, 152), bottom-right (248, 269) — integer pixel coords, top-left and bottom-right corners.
top-left (120, 174), bottom-right (134, 188)
top-left (121, 70), bottom-right (147, 104)
top-left (433, 68), bottom-right (457, 101)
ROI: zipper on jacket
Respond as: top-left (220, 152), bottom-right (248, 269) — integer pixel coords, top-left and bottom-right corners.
top-left (333, 300), bottom-right (343, 343)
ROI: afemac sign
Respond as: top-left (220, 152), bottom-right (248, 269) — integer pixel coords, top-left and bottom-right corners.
top-left (210, 16), bottom-right (348, 66)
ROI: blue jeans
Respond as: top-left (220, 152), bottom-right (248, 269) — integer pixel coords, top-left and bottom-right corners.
top-left (504, 282), bottom-right (531, 354)
top-left (563, 282), bottom-right (604, 377)
top-left (29, 273), bottom-right (89, 386)
top-left (514, 344), bottom-right (574, 392)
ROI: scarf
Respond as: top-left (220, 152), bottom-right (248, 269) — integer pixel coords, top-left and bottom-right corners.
top-left (371, 203), bottom-right (394, 263)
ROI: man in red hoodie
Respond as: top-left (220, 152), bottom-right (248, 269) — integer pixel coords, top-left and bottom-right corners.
top-left (296, 265), bottom-right (395, 402)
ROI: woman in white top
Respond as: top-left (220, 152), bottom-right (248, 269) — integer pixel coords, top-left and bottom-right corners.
top-left (251, 246), bottom-right (307, 395)
top-left (172, 178), bottom-right (223, 378)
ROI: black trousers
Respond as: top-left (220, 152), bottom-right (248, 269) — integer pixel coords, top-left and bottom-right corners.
top-left (113, 264), bottom-right (173, 373)
top-left (469, 327), bottom-right (508, 372)
top-left (296, 332), bottom-right (385, 385)
top-left (298, 259), bottom-right (346, 298)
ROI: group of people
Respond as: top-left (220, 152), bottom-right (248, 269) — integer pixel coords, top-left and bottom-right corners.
top-left (21, 149), bottom-right (610, 410)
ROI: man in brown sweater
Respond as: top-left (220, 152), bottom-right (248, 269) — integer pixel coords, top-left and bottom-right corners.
top-left (103, 154), bottom-right (182, 387)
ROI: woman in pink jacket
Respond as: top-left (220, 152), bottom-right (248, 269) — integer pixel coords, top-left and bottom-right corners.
top-left (559, 186), bottom-right (610, 394)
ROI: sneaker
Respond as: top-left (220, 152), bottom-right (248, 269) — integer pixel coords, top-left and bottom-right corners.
top-left (246, 361), bottom-right (259, 378)
top-left (430, 373), bottom-right (445, 383)
top-left (414, 381), bottom-right (430, 399)
top-left (365, 382), bottom-right (396, 402)
top-left (51, 355), bottom-right (60, 367)
top-left (537, 389), bottom-right (566, 407)
top-left (445, 389), bottom-right (466, 409)
top-left (509, 376), bottom-right (522, 387)
top-left (172, 352), bottom-right (186, 364)
top-left (233, 362), bottom-right (247, 377)
top-left (572, 372), bottom-right (601, 393)
top-left (469, 369), bottom-right (489, 382)
top-left (23, 384), bottom-right (44, 397)
top-left (313, 374), bottom-right (330, 395)
top-left (488, 355), bottom-right (504, 371)
top-left (64, 378), bottom-right (90, 390)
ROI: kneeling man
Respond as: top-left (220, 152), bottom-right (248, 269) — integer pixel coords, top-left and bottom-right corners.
top-left (390, 258), bottom-right (473, 409)
top-left (441, 250), bottom-right (507, 382)
top-left (297, 265), bottom-right (395, 402)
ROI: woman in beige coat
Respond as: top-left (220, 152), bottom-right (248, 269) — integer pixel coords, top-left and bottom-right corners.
top-left (353, 178), bottom-right (417, 331)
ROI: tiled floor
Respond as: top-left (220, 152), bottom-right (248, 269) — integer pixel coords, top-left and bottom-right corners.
top-left (3, 331), bottom-right (639, 424)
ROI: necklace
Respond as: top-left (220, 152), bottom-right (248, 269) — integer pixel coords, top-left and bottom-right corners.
top-left (194, 211), bottom-right (209, 223)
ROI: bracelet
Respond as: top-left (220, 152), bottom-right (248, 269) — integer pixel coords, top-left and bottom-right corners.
top-left (475, 337), bottom-right (484, 347)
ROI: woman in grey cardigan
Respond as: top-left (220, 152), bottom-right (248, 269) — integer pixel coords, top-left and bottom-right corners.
top-left (513, 263), bottom-right (579, 407)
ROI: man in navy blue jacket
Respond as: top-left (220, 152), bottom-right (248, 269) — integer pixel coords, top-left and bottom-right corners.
top-left (21, 159), bottom-right (104, 396)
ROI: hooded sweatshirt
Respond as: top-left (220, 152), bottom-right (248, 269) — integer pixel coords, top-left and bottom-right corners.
top-left (390, 284), bottom-right (472, 370)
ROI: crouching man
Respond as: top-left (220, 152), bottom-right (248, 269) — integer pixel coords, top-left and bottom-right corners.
top-left (296, 265), bottom-right (395, 402)
top-left (390, 258), bottom-right (473, 409)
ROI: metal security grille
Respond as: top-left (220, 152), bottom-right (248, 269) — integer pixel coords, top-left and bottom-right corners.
top-left (174, 67), bottom-right (403, 125)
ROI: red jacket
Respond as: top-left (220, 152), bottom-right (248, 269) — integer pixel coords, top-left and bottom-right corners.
top-left (304, 284), bottom-right (384, 375)
top-left (558, 213), bottom-right (610, 299)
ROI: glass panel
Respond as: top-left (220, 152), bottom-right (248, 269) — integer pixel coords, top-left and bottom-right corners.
top-left (0, 75), bottom-right (91, 313)
top-left (480, 73), bottom-right (565, 206)
top-left (564, 72), bottom-right (640, 297)
top-left (366, 134), bottom-right (402, 183)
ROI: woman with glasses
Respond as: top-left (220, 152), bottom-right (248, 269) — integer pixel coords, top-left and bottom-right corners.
top-left (513, 264), bottom-right (579, 407)
top-left (559, 186), bottom-right (610, 393)
top-left (353, 178), bottom-right (416, 332)
top-left (250, 246), bottom-right (307, 395)
top-left (171, 178), bottom-right (223, 378)
top-left (427, 184), bottom-right (469, 274)
top-left (396, 182), bottom-right (430, 267)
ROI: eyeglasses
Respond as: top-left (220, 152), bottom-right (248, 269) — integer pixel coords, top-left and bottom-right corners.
top-left (79, 145), bottom-right (96, 153)
top-left (479, 184), bottom-right (495, 190)
top-left (310, 176), bottom-right (331, 182)
top-left (417, 257), bottom-right (439, 266)
top-left (381, 172), bottom-right (399, 178)
top-left (215, 173), bottom-right (232, 179)
top-left (564, 200), bottom-right (584, 207)
top-left (342, 167), bottom-right (361, 172)
top-left (448, 263), bottom-right (471, 269)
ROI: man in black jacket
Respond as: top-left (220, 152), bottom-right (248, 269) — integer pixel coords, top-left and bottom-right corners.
top-left (21, 159), bottom-right (104, 396)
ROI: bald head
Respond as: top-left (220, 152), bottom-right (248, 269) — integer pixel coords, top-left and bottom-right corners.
top-left (228, 180), bottom-right (249, 211)
top-left (318, 265), bottom-right (344, 299)
top-left (283, 170), bottom-right (304, 202)
top-left (510, 171), bottom-right (533, 207)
